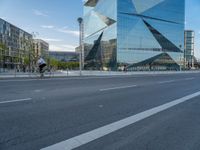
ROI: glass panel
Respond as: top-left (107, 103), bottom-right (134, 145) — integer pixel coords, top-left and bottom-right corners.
top-left (132, 0), bottom-right (164, 14)
top-left (84, 10), bottom-right (107, 37)
top-left (118, 0), bottom-right (137, 14)
top-left (95, 0), bottom-right (117, 20)
top-left (84, 0), bottom-right (117, 70)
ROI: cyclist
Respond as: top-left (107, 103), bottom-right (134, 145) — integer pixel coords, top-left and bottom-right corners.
top-left (37, 57), bottom-right (47, 77)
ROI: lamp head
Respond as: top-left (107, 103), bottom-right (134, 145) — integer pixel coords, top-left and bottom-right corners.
top-left (77, 17), bottom-right (83, 24)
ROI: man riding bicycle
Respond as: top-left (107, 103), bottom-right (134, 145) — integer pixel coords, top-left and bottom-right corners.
top-left (37, 57), bottom-right (47, 77)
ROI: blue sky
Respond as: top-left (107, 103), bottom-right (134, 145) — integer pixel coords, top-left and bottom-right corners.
top-left (0, 0), bottom-right (83, 52)
top-left (0, 0), bottom-right (200, 58)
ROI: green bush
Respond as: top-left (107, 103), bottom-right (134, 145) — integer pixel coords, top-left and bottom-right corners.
top-left (49, 58), bottom-right (79, 70)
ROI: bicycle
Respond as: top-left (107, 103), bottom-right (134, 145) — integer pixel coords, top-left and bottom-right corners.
top-left (39, 65), bottom-right (47, 78)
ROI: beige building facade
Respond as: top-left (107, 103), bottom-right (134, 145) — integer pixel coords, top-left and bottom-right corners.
top-left (33, 39), bottom-right (49, 61)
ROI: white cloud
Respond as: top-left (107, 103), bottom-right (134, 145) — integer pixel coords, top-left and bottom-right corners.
top-left (41, 25), bottom-right (54, 29)
top-left (57, 27), bottom-right (79, 37)
top-left (40, 38), bottom-right (63, 42)
top-left (62, 44), bottom-right (77, 49)
top-left (39, 24), bottom-right (79, 37)
top-left (33, 9), bottom-right (48, 17)
top-left (49, 44), bottom-right (77, 52)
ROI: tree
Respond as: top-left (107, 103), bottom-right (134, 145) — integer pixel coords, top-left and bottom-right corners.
top-left (48, 57), bottom-right (79, 70)
top-left (57, 61), bottom-right (79, 70)
top-left (49, 58), bottom-right (59, 69)
top-left (19, 37), bottom-right (35, 72)
top-left (24, 56), bottom-right (30, 66)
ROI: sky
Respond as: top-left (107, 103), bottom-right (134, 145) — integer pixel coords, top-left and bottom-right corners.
top-left (0, 0), bottom-right (200, 58)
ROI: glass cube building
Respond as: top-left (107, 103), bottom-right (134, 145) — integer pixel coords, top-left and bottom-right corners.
top-left (83, 0), bottom-right (185, 71)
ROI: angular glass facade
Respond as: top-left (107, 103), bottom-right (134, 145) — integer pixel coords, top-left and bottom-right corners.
top-left (83, 0), bottom-right (185, 71)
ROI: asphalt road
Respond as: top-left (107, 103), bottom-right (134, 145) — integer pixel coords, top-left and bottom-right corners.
top-left (0, 73), bottom-right (200, 150)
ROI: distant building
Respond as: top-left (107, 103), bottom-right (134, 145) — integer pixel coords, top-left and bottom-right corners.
top-left (33, 39), bottom-right (49, 61)
top-left (0, 18), bottom-right (32, 69)
top-left (75, 46), bottom-right (80, 53)
top-left (184, 30), bottom-right (195, 68)
top-left (49, 51), bottom-right (78, 62)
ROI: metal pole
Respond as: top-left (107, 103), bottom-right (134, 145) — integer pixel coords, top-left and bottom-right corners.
top-left (81, 21), bottom-right (84, 70)
top-left (3, 49), bottom-right (5, 72)
top-left (78, 17), bottom-right (83, 76)
top-left (28, 48), bottom-right (31, 77)
top-left (0, 48), bottom-right (2, 73)
top-left (179, 45), bottom-right (182, 71)
top-left (14, 64), bottom-right (16, 77)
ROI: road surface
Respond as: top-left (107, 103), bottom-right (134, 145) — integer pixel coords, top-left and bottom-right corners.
top-left (0, 73), bottom-right (200, 150)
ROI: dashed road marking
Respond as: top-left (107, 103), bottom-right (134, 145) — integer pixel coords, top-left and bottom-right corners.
top-left (100, 85), bottom-right (137, 92)
top-left (158, 80), bottom-right (175, 84)
top-left (0, 98), bottom-right (32, 104)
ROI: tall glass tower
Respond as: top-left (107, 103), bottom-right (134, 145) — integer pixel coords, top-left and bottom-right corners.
top-left (83, 0), bottom-right (185, 71)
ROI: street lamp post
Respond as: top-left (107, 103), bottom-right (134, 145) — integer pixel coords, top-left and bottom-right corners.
top-left (77, 17), bottom-right (83, 76)
top-left (179, 54), bottom-right (183, 72)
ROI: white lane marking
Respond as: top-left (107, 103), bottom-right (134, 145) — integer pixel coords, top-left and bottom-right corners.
top-left (34, 89), bottom-right (43, 93)
top-left (158, 80), bottom-right (176, 84)
top-left (100, 85), bottom-right (137, 91)
top-left (0, 98), bottom-right (32, 104)
top-left (158, 77), bottom-right (195, 84)
top-left (184, 77), bottom-right (195, 80)
top-left (41, 91), bottom-right (200, 150)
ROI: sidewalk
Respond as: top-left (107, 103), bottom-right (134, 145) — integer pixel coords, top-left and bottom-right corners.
top-left (0, 70), bottom-right (200, 79)
top-left (0, 71), bottom-right (68, 78)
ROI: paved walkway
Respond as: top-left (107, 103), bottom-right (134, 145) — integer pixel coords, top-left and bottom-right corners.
top-left (0, 70), bottom-right (200, 79)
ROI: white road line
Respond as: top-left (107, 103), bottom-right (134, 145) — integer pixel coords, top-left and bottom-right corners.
top-left (41, 91), bottom-right (200, 150)
top-left (100, 85), bottom-right (137, 91)
top-left (184, 77), bottom-right (195, 80)
top-left (0, 98), bottom-right (32, 104)
top-left (158, 77), bottom-right (195, 84)
top-left (158, 80), bottom-right (175, 84)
